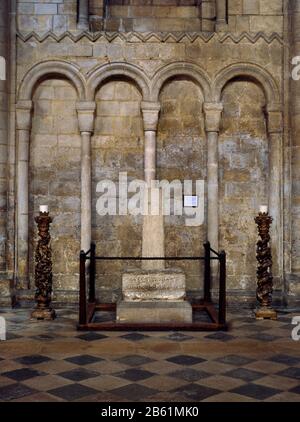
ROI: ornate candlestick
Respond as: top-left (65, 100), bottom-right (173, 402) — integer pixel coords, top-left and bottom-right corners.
top-left (254, 209), bottom-right (277, 320)
top-left (31, 208), bottom-right (56, 320)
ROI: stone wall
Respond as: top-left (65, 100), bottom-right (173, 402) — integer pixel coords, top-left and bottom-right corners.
top-left (2, 0), bottom-right (298, 307)
top-left (219, 80), bottom-right (268, 293)
top-left (290, 0), bottom-right (300, 303)
top-left (16, 0), bottom-right (284, 34)
top-left (29, 79), bottom-right (81, 299)
top-left (157, 80), bottom-right (206, 293)
top-left (92, 81), bottom-right (144, 302)
top-left (227, 0), bottom-right (283, 34)
top-left (13, 23), bottom-right (284, 303)
top-left (17, 0), bottom-right (77, 33)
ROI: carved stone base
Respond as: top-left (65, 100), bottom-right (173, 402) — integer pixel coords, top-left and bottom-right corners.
top-left (255, 306), bottom-right (277, 320)
top-left (31, 307), bottom-right (56, 320)
top-left (118, 268), bottom-right (192, 323)
top-left (117, 301), bottom-right (193, 324)
top-left (122, 269), bottom-right (186, 301)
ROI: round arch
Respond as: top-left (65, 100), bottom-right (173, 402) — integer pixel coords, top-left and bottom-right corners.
top-left (86, 62), bottom-right (151, 101)
top-left (212, 63), bottom-right (280, 105)
top-left (18, 60), bottom-right (87, 101)
top-left (150, 62), bottom-right (212, 102)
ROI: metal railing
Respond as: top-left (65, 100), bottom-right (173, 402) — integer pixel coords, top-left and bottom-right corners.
top-left (79, 241), bottom-right (226, 328)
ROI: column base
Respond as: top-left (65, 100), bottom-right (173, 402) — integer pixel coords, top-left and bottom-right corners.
top-left (255, 306), bottom-right (277, 320)
top-left (117, 301), bottom-right (192, 324)
top-left (31, 307), bottom-right (56, 320)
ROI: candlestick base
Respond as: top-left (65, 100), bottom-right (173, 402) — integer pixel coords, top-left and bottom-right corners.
top-left (31, 307), bottom-right (56, 321)
top-left (255, 306), bottom-right (277, 320)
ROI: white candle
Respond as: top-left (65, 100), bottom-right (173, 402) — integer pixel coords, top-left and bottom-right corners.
top-left (259, 205), bottom-right (268, 214)
top-left (39, 205), bottom-right (48, 213)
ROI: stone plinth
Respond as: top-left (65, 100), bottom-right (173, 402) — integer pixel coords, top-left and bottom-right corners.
top-left (122, 268), bottom-right (186, 301)
top-left (117, 301), bottom-right (192, 324)
top-left (117, 269), bottom-right (193, 323)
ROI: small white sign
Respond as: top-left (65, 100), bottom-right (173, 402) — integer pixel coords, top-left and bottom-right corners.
top-left (184, 195), bottom-right (198, 208)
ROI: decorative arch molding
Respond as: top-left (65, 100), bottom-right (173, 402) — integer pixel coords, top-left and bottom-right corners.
top-left (18, 60), bottom-right (87, 101)
top-left (150, 62), bottom-right (212, 102)
top-left (86, 62), bottom-right (151, 101)
top-left (213, 62), bottom-right (280, 106)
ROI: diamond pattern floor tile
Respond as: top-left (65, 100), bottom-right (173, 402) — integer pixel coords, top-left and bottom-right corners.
top-left (166, 355), bottom-right (206, 366)
top-left (119, 333), bottom-right (150, 342)
top-left (15, 355), bottom-right (52, 365)
top-left (171, 383), bottom-right (221, 401)
top-left (3, 368), bottom-right (46, 382)
top-left (116, 355), bottom-right (155, 367)
top-left (215, 355), bottom-right (254, 366)
top-left (76, 333), bottom-right (108, 341)
top-left (0, 383), bottom-right (37, 401)
top-left (110, 383), bottom-right (157, 400)
top-left (57, 368), bottom-right (100, 382)
top-left (276, 367), bottom-right (300, 380)
top-left (224, 368), bottom-right (265, 382)
top-left (64, 355), bottom-right (104, 366)
top-left (230, 383), bottom-right (281, 400)
top-left (48, 383), bottom-right (98, 401)
top-left (168, 368), bottom-right (212, 382)
top-left (113, 368), bottom-right (155, 382)
top-left (269, 354), bottom-right (300, 366)
top-left (0, 307), bottom-right (299, 402)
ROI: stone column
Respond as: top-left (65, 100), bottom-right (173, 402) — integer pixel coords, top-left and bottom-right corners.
top-left (216, 0), bottom-right (227, 30)
top-left (141, 101), bottom-right (164, 270)
top-left (201, 0), bottom-right (216, 32)
top-left (0, 0), bottom-right (8, 275)
top-left (203, 102), bottom-right (223, 252)
top-left (0, 0), bottom-right (10, 303)
top-left (78, 0), bottom-right (89, 30)
top-left (16, 100), bottom-right (33, 288)
top-left (76, 101), bottom-right (96, 252)
top-left (267, 106), bottom-right (283, 280)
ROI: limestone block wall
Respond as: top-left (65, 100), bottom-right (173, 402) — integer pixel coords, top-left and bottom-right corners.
top-left (290, 0), bottom-right (300, 302)
top-left (227, 0), bottom-right (283, 35)
top-left (13, 25), bottom-right (285, 304)
top-left (157, 80), bottom-right (206, 293)
top-left (104, 1), bottom-right (203, 32)
top-left (29, 79), bottom-right (81, 300)
top-left (92, 81), bottom-right (144, 302)
top-left (4, 0), bottom-right (296, 306)
top-left (219, 80), bottom-right (269, 294)
top-left (16, 1), bottom-right (284, 34)
top-left (17, 0), bottom-right (77, 33)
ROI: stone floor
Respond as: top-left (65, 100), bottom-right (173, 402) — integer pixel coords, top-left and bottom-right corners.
top-left (0, 307), bottom-right (299, 402)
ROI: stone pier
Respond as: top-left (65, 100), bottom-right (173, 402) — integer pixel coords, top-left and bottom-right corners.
top-left (117, 102), bottom-right (192, 324)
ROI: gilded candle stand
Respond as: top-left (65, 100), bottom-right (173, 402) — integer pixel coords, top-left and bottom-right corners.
top-left (254, 211), bottom-right (277, 320)
top-left (31, 211), bottom-right (56, 320)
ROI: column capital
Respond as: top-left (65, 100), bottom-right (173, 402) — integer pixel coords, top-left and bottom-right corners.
top-left (141, 101), bottom-right (161, 131)
top-left (16, 100), bottom-right (33, 130)
top-left (203, 102), bottom-right (223, 133)
top-left (16, 100), bottom-right (33, 111)
top-left (76, 101), bottom-right (96, 133)
top-left (266, 108), bottom-right (283, 134)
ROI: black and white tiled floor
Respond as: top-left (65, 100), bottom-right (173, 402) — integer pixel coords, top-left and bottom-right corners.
top-left (0, 308), bottom-right (299, 402)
